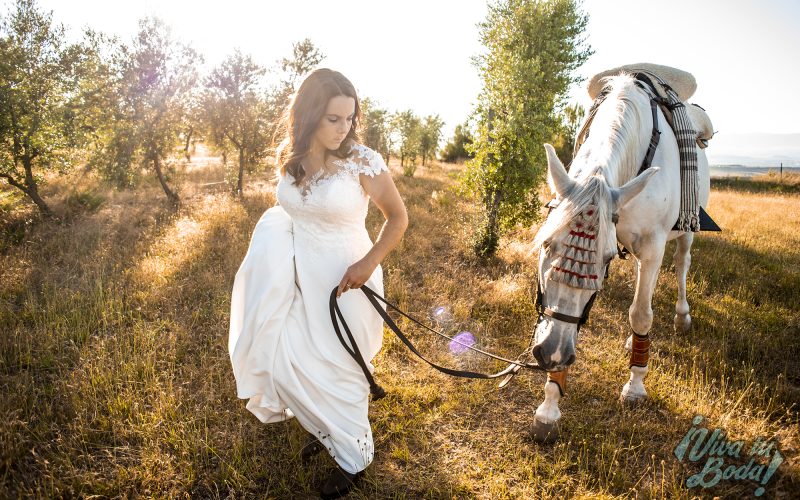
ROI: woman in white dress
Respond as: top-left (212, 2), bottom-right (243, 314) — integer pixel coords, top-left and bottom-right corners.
top-left (228, 68), bottom-right (408, 498)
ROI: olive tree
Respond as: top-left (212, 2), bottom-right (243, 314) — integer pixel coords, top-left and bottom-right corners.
top-left (203, 50), bottom-right (270, 196)
top-left (391, 110), bottom-right (421, 176)
top-left (360, 97), bottom-right (390, 161)
top-left (101, 17), bottom-right (200, 203)
top-left (0, 0), bottom-right (86, 216)
top-left (418, 114), bottom-right (444, 166)
top-left (440, 122), bottom-right (474, 163)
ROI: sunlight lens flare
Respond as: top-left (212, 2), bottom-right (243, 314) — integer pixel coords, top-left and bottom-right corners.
top-left (449, 331), bottom-right (476, 355)
top-left (429, 305), bottom-right (453, 326)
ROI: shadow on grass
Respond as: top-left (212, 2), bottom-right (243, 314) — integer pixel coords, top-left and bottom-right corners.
top-left (0, 196), bottom-right (182, 496)
top-left (682, 234), bottom-right (798, 396)
top-left (598, 228), bottom-right (799, 403)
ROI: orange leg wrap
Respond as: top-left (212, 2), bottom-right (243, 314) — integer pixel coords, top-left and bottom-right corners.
top-left (547, 369), bottom-right (568, 396)
top-left (629, 333), bottom-right (651, 368)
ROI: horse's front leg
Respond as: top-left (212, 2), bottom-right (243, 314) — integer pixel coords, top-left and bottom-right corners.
top-left (621, 244), bottom-right (665, 403)
top-left (673, 231), bottom-right (694, 332)
top-left (531, 370), bottom-right (566, 443)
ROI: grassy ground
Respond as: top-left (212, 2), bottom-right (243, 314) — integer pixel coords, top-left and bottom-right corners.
top-left (710, 172), bottom-right (800, 195)
top-left (1, 154), bottom-right (798, 498)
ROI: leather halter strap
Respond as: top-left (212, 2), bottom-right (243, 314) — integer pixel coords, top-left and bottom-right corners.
top-left (535, 278), bottom-right (598, 330)
top-left (639, 98), bottom-right (661, 175)
top-left (633, 73), bottom-right (662, 176)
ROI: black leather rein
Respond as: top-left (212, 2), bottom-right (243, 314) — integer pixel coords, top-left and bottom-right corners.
top-left (329, 285), bottom-right (547, 400)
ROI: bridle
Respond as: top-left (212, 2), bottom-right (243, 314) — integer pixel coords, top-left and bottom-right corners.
top-left (533, 204), bottom-right (618, 334)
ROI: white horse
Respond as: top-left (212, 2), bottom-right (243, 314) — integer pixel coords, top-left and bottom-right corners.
top-left (528, 73), bottom-right (710, 441)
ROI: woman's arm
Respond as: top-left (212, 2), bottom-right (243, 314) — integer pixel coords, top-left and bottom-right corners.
top-left (336, 170), bottom-right (408, 297)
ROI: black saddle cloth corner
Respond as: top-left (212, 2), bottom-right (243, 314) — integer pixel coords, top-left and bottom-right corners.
top-left (672, 206), bottom-right (721, 232)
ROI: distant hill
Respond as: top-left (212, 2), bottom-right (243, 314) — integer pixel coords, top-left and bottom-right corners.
top-left (709, 165), bottom-right (800, 178)
top-left (706, 133), bottom-right (800, 166)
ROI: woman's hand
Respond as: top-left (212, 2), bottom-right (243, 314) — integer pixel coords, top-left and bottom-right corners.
top-left (336, 155), bottom-right (408, 298)
top-left (337, 258), bottom-right (378, 297)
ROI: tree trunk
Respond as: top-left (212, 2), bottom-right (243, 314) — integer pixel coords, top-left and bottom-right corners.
top-left (21, 157), bottom-right (53, 217)
top-left (183, 127), bottom-right (193, 161)
top-left (474, 108), bottom-right (500, 258)
top-left (236, 147), bottom-right (245, 197)
top-left (475, 188), bottom-right (502, 258)
top-left (153, 156), bottom-right (180, 205)
top-left (26, 181), bottom-right (52, 217)
top-left (3, 169), bottom-right (52, 217)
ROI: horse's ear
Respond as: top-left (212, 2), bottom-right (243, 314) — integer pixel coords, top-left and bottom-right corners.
top-left (613, 167), bottom-right (659, 209)
top-left (544, 143), bottom-right (575, 196)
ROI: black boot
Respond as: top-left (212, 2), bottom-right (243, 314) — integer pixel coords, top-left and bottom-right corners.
top-left (319, 466), bottom-right (362, 499)
top-left (300, 433), bottom-right (324, 463)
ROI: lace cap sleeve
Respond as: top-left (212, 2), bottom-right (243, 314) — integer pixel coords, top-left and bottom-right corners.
top-left (345, 143), bottom-right (389, 178)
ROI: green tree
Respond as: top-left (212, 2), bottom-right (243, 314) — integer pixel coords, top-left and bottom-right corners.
top-left (0, 0), bottom-right (87, 216)
top-left (391, 109), bottom-right (421, 176)
top-left (203, 50), bottom-right (269, 196)
top-left (461, 0), bottom-right (591, 257)
top-left (99, 17), bottom-right (200, 203)
top-left (74, 30), bottom-right (127, 178)
top-left (440, 122), bottom-right (474, 163)
top-left (553, 102), bottom-right (585, 166)
top-left (418, 114), bottom-right (444, 166)
top-left (360, 97), bottom-right (390, 160)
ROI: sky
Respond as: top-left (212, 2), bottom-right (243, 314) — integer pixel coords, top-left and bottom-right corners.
top-left (28, 0), bottom-right (800, 159)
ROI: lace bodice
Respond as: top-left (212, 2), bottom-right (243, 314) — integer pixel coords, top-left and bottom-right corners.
top-left (277, 143), bottom-right (388, 248)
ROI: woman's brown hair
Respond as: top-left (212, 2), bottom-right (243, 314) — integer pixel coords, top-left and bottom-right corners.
top-left (275, 68), bottom-right (360, 185)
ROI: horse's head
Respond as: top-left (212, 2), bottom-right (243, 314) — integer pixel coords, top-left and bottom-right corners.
top-left (531, 144), bottom-right (658, 371)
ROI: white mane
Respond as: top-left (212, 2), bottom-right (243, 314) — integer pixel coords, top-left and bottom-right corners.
top-left (534, 74), bottom-right (652, 270)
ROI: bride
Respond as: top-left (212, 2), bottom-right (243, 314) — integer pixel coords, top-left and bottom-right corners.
top-left (228, 68), bottom-right (408, 498)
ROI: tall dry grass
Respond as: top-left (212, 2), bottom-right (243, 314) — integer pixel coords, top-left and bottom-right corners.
top-left (1, 154), bottom-right (797, 498)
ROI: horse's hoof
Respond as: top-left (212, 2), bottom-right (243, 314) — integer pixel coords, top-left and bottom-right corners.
top-left (620, 394), bottom-right (648, 406)
top-left (619, 390), bottom-right (649, 406)
top-left (673, 313), bottom-right (692, 333)
top-left (620, 383), bottom-right (648, 405)
top-left (529, 418), bottom-right (559, 443)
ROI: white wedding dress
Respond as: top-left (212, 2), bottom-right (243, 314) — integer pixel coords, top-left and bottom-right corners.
top-left (228, 142), bottom-right (387, 474)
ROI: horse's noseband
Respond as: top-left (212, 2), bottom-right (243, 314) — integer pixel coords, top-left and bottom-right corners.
top-left (534, 276), bottom-right (598, 332)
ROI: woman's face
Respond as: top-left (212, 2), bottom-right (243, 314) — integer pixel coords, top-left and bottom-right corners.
top-left (313, 95), bottom-right (356, 151)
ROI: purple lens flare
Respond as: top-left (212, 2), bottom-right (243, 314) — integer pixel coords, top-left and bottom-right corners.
top-left (449, 331), bottom-right (476, 354)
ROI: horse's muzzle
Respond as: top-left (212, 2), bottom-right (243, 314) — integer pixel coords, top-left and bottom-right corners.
top-left (532, 344), bottom-right (575, 371)
top-left (533, 320), bottom-right (577, 371)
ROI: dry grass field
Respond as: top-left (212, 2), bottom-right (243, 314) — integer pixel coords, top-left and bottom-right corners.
top-left (1, 151), bottom-right (798, 498)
